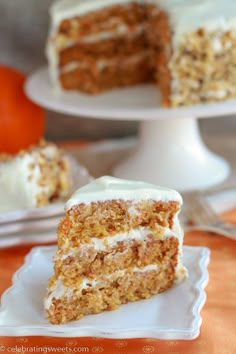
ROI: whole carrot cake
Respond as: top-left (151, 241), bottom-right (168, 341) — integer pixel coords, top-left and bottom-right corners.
top-left (44, 176), bottom-right (187, 324)
top-left (46, 0), bottom-right (236, 107)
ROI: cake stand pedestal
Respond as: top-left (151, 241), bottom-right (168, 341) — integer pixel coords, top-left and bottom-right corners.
top-left (113, 118), bottom-right (229, 191)
top-left (25, 67), bottom-right (235, 191)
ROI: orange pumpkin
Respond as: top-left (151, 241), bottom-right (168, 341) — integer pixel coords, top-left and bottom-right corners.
top-left (0, 65), bottom-right (45, 154)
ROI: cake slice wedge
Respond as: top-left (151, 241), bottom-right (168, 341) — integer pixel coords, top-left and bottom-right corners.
top-left (44, 176), bottom-right (187, 324)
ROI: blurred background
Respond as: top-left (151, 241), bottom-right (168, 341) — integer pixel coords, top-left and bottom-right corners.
top-left (1, 0), bottom-right (236, 142)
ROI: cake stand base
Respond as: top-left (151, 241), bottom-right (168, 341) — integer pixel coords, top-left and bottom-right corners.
top-left (113, 118), bottom-right (230, 191)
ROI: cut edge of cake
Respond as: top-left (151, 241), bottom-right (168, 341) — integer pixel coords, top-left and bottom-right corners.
top-left (44, 176), bottom-right (187, 324)
top-left (46, 0), bottom-right (236, 107)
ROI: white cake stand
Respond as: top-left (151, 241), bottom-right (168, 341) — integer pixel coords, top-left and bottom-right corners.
top-left (25, 67), bottom-right (235, 191)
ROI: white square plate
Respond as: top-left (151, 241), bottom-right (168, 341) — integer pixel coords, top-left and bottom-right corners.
top-left (0, 245), bottom-right (210, 339)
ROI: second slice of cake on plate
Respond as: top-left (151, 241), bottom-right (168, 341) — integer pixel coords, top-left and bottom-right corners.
top-left (45, 176), bottom-right (187, 324)
top-left (0, 140), bottom-right (72, 212)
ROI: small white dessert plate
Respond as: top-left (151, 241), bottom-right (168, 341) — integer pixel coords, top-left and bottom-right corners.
top-left (0, 245), bottom-right (210, 339)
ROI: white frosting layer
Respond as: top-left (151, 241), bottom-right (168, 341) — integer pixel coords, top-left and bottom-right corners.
top-left (149, 0), bottom-right (236, 45)
top-left (45, 258), bottom-right (187, 310)
top-left (55, 23), bottom-right (144, 51)
top-left (45, 263), bottom-right (159, 309)
top-left (60, 221), bottom-right (183, 260)
top-left (50, 0), bottom-right (140, 28)
top-left (51, 0), bottom-right (236, 42)
top-left (65, 176), bottom-right (182, 210)
top-left (44, 279), bottom-right (73, 310)
top-left (0, 146), bottom-right (62, 213)
top-left (60, 50), bottom-right (150, 74)
top-left (66, 228), bottom-right (153, 256)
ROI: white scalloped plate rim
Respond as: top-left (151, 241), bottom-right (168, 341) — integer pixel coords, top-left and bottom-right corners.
top-left (0, 245), bottom-right (210, 339)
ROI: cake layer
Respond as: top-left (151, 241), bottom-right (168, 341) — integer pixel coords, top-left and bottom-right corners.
top-left (59, 31), bottom-right (148, 66)
top-left (59, 51), bottom-right (153, 92)
top-left (57, 4), bottom-right (146, 42)
top-left (58, 199), bottom-right (180, 246)
top-left (45, 262), bottom-right (176, 324)
top-left (53, 235), bottom-right (179, 285)
top-left (52, 1), bottom-right (146, 33)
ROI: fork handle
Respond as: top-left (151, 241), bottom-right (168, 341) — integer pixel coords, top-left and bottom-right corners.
top-left (211, 221), bottom-right (236, 240)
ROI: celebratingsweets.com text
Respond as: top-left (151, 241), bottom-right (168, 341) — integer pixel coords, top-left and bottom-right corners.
top-left (0, 345), bottom-right (90, 353)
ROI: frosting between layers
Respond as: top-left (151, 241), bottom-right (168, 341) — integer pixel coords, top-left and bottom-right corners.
top-left (56, 23), bottom-right (145, 50)
top-left (65, 176), bottom-right (182, 210)
top-left (45, 259), bottom-right (187, 310)
top-left (59, 221), bottom-right (183, 260)
top-left (60, 50), bottom-right (150, 74)
top-left (44, 263), bottom-right (160, 309)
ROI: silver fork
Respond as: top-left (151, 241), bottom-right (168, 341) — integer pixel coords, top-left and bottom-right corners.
top-left (181, 191), bottom-right (236, 240)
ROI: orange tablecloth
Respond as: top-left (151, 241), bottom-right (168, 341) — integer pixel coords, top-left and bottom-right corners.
top-left (0, 210), bottom-right (235, 354)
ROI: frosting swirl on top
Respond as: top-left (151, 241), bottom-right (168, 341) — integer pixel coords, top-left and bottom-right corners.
top-left (65, 175), bottom-right (182, 210)
top-left (50, 0), bottom-right (136, 28)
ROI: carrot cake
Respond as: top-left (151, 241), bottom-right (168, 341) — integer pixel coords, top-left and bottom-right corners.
top-left (46, 0), bottom-right (236, 107)
top-left (0, 140), bottom-right (73, 212)
top-left (44, 175), bottom-right (187, 324)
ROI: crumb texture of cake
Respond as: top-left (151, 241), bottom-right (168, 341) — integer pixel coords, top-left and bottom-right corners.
top-left (47, 0), bottom-right (155, 93)
top-left (0, 140), bottom-right (72, 212)
top-left (47, 0), bottom-right (236, 107)
top-left (44, 176), bottom-right (187, 324)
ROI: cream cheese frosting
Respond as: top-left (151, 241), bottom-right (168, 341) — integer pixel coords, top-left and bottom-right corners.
top-left (59, 220), bottom-right (183, 259)
top-left (50, 0), bottom-right (141, 29)
top-left (0, 145), bottom-right (68, 213)
top-left (44, 263), bottom-right (160, 309)
top-left (51, 0), bottom-right (236, 46)
top-left (65, 176), bottom-right (182, 210)
top-left (148, 0), bottom-right (236, 45)
top-left (45, 259), bottom-right (187, 310)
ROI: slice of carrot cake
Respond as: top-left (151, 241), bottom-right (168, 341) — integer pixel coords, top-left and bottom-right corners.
top-left (44, 175), bottom-right (187, 324)
top-left (0, 140), bottom-right (73, 212)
